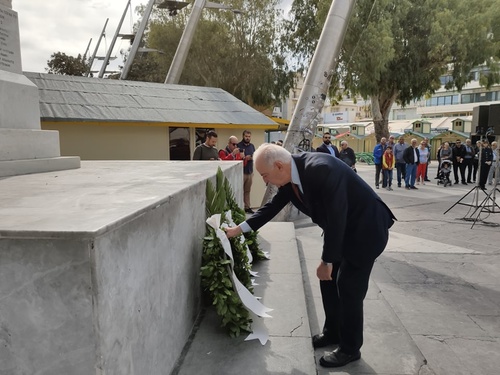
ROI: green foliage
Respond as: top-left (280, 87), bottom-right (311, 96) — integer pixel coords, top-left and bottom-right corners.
top-left (46, 52), bottom-right (89, 76)
top-left (137, 0), bottom-right (294, 106)
top-left (284, 0), bottom-right (500, 139)
top-left (201, 167), bottom-right (265, 336)
top-left (200, 229), bottom-right (251, 337)
top-left (223, 175), bottom-right (267, 261)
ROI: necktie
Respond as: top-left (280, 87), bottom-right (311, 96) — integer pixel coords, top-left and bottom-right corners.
top-left (291, 183), bottom-right (303, 203)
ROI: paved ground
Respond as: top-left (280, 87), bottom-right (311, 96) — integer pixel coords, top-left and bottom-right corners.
top-left (177, 163), bottom-right (500, 375)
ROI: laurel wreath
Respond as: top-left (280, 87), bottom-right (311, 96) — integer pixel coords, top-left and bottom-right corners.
top-left (200, 168), bottom-right (266, 337)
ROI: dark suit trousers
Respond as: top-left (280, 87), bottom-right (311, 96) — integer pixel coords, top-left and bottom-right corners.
top-left (464, 158), bottom-right (473, 182)
top-left (375, 164), bottom-right (384, 187)
top-left (479, 163), bottom-right (491, 188)
top-left (320, 259), bottom-right (374, 354)
top-left (453, 160), bottom-right (466, 183)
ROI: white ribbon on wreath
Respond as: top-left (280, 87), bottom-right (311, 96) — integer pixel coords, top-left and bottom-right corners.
top-left (206, 213), bottom-right (273, 345)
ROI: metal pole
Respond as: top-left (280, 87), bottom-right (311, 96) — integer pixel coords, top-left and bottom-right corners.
top-left (165, 0), bottom-right (207, 84)
top-left (261, 0), bottom-right (356, 212)
top-left (83, 38), bottom-right (92, 61)
top-left (282, 0), bottom-right (356, 152)
top-left (87, 18), bottom-right (109, 77)
top-left (99, 0), bottom-right (131, 78)
top-left (120, 0), bottom-right (156, 80)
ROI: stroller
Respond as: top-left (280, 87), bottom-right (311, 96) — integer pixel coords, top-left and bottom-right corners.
top-left (437, 160), bottom-right (452, 187)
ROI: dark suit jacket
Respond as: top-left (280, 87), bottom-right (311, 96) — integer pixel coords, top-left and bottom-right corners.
top-left (452, 145), bottom-right (467, 161)
top-left (316, 143), bottom-right (340, 158)
top-left (246, 153), bottom-right (396, 266)
top-left (403, 146), bottom-right (420, 164)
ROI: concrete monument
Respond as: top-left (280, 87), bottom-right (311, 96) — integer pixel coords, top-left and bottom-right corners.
top-left (0, 0), bottom-right (80, 177)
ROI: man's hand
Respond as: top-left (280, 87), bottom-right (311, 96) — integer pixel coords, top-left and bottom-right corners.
top-left (224, 225), bottom-right (242, 238)
top-left (316, 262), bottom-right (333, 281)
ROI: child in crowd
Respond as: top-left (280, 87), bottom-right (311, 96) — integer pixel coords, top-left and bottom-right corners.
top-left (382, 146), bottom-right (395, 191)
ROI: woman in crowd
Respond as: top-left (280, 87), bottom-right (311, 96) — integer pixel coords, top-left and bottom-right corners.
top-left (417, 140), bottom-right (430, 185)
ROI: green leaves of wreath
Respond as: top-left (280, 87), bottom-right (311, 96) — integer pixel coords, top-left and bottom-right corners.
top-left (201, 168), bottom-right (267, 337)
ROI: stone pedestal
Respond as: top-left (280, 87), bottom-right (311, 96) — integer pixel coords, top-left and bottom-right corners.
top-left (0, 2), bottom-right (80, 177)
top-left (0, 161), bottom-right (243, 374)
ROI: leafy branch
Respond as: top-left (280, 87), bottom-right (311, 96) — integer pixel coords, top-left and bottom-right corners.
top-left (200, 167), bottom-right (265, 336)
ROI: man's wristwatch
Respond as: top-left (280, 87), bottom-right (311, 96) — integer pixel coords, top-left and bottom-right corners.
top-left (321, 260), bottom-right (332, 266)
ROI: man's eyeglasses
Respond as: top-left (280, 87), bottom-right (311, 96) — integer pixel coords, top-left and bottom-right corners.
top-left (231, 143), bottom-right (238, 146)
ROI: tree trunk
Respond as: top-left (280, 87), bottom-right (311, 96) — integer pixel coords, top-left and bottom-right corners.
top-left (371, 90), bottom-right (398, 142)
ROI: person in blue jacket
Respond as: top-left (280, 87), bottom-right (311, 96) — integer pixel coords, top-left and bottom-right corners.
top-left (373, 137), bottom-right (387, 189)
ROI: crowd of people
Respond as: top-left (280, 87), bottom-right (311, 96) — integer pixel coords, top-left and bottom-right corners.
top-left (372, 136), bottom-right (498, 191)
top-left (192, 130), bottom-right (499, 215)
top-left (193, 131), bottom-right (497, 368)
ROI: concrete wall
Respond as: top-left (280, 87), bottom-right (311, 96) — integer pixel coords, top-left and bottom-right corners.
top-left (43, 123), bottom-right (267, 209)
top-left (0, 161), bottom-right (243, 375)
top-left (42, 123), bottom-right (169, 160)
top-left (0, 238), bottom-right (94, 375)
top-left (91, 179), bottom-right (206, 374)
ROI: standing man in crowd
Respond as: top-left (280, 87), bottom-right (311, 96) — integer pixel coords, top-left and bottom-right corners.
top-left (452, 139), bottom-right (467, 185)
top-left (238, 130), bottom-right (256, 213)
top-left (423, 137), bottom-right (431, 182)
top-left (373, 137), bottom-right (387, 189)
top-left (487, 141), bottom-right (498, 185)
top-left (479, 139), bottom-right (493, 190)
top-left (339, 141), bottom-right (357, 172)
top-left (225, 144), bottom-right (396, 368)
top-left (403, 138), bottom-right (420, 190)
top-left (463, 139), bottom-right (475, 183)
top-left (316, 132), bottom-right (340, 157)
top-left (387, 135), bottom-right (396, 149)
top-left (219, 136), bottom-right (243, 161)
top-left (394, 136), bottom-right (408, 188)
top-left (192, 130), bottom-right (219, 160)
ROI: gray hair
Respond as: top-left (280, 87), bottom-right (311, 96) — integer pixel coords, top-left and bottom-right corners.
top-left (254, 143), bottom-right (292, 168)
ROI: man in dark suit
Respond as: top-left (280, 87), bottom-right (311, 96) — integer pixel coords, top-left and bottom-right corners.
top-left (225, 144), bottom-right (396, 368)
top-left (451, 139), bottom-right (468, 185)
top-left (316, 132), bottom-right (340, 157)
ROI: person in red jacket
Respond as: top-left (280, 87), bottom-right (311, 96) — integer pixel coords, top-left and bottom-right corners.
top-left (382, 146), bottom-right (395, 191)
top-left (219, 135), bottom-right (244, 161)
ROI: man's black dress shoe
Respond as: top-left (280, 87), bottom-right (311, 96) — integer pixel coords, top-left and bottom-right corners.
top-left (320, 348), bottom-right (361, 368)
top-left (245, 208), bottom-right (255, 214)
top-left (312, 333), bottom-right (338, 349)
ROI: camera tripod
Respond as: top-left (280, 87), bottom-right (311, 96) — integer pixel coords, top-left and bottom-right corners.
top-left (444, 143), bottom-right (500, 228)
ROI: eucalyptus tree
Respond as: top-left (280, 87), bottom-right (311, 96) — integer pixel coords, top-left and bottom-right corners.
top-left (139, 0), bottom-right (294, 108)
top-left (46, 52), bottom-right (89, 76)
top-left (285, 0), bottom-right (500, 140)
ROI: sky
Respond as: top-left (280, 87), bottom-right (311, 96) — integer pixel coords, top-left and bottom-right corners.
top-left (13, 0), bottom-right (293, 73)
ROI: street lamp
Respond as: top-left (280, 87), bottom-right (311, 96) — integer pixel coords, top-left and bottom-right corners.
top-left (157, 0), bottom-right (190, 16)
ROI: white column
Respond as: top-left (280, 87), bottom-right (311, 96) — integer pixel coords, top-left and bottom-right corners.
top-left (0, 2), bottom-right (80, 177)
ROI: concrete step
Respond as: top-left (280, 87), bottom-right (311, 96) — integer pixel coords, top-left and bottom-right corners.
top-left (174, 222), bottom-right (316, 375)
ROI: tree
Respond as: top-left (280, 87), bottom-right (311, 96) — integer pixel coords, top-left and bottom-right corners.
top-left (46, 52), bottom-right (89, 76)
top-left (284, 0), bottom-right (500, 140)
top-left (134, 0), bottom-right (294, 107)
